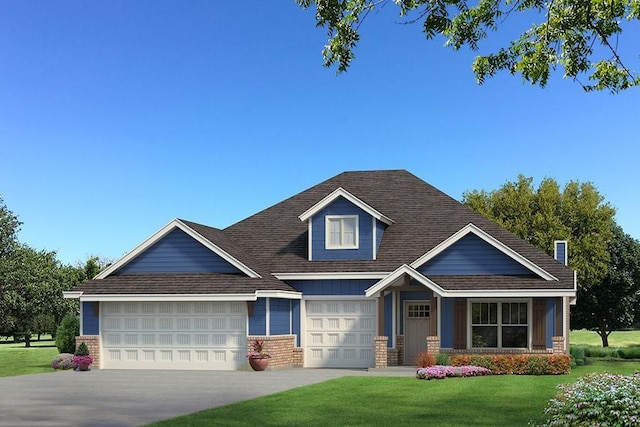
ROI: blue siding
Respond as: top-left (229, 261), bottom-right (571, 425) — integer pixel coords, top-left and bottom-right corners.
top-left (375, 220), bottom-right (386, 258)
top-left (292, 300), bottom-right (301, 346)
top-left (117, 228), bottom-right (241, 274)
top-left (384, 293), bottom-right (393, 348)
top-left (546, 298), bottom-right (555, 348)
top-left (82, 302), bottom-right (99, 335)
top-left (555, 241), bottom-right (567, 265)
top-left (311, 197), bottom-right (374, 260)
top-left (399, 291), bottom-right (432, 334)
top-left (249, 299), bottom-right (266, 335)
top-left (287, 279), bottom-right (377, 296)
top-left (440, 298), bottom-right (455, 348)
top-left (270, 298), bottom-right (291, 335)
top-left (419, 234), bottom-right (532, 275)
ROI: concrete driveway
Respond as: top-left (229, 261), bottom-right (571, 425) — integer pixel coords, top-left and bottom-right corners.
top-left (0, 368), bottom-right (413, 426)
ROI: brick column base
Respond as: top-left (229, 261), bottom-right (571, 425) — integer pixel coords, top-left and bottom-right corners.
top-left (397, 335), bottom-right (405, 365)
top-left (75, 336), bottom-right (101, 368)
top-left (552, 336), bottom-right (566, 354)
top-left (375, 336), bottom-right (388, 368)
top-left (427, 336), bottom-right (440, 354)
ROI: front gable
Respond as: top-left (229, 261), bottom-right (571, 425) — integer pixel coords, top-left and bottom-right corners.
top-left (115, 228), bottom-right (242, 274)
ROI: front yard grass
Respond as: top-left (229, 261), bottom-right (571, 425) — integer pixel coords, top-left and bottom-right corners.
top-left (148, 361), bottom-right (640, 427)
top-left (571, 329), bottom-right (640, 347)
top-left (0, 335), bottom-right (58, 377)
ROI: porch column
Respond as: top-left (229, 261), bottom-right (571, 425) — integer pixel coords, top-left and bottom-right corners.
top-left (378, 294), bottom-right (385, 335)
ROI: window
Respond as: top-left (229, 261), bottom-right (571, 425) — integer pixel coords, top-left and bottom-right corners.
top-left (407, 303), bottom-right (430, 318)
top-left (326, 216), bottom-right (358, 249)
top-left (471, 301), bottom-right (528, 348)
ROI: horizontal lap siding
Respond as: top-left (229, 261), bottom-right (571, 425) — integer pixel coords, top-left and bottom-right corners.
top-left (419, 234), bottom-right (532, 275)
top-left (117, 228), bottom-right (241, 274)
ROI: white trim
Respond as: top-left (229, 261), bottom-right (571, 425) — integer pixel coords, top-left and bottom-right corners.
top-left (77, 294), bottom-right (260, 302)
top-left (554, 240), bottom-right (568, 265)
top-left (308, 220), bottom-right (313, 261)
top-left (372, 217), bottom-right (377, 260)
top-left (255, 290), bottom-right (303, 300)
top-left (410, 223), bottom-right (558, 281)
top-left (265, 298), bottom-right (270, 336)
top-left (391, 291), bottom-right (397, 348)
top-left (302, 295), bottom-right (370, 301)
top-left (273, 272), bottom-right (389, 280)
top-left (436, 296), bottom-right (441, 338)
top-left (96, 219), bottom-right (261, 279)
top-left (63, 291), bottom-right (83, 299)
top-left (325, 215), bottom-right (359, 249)
top-left (444, 289), bottom-right (575, 298)
top-left (79, 300), bottom-right (84, 335)
top-left (298, 187), bottom-right (394, 225)
top-left (365, 265), bottom-right (448, 298)
top-left (289, 300), bottom-right (293, 334)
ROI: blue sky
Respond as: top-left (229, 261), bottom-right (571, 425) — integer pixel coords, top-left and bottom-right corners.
top-left (1, 1), bottom-right (638, 265)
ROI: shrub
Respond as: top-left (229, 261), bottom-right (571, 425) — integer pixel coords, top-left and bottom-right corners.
top-left (415, 351), bottom-right (436, 368)
top-left (449, 354), bottom-right (571, 375)
top-left (75, 341), bottom-right (90, 356)
top-left (539, 373), bottom-right (640, 426)
top-left (51, 353), bottom-right (75, 370)
top-left (570, 346), bottom-right (586, 366)
top-left (618, 346), bottom-right (640, 359)
top-left (55, 314), bottom-right (79, 354)
top-left (435, 352), bottom-right (450, 366)
top-left (416, 365), bottom-right (491, 380)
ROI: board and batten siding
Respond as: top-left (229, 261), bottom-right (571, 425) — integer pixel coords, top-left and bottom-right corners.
top-left (248, 299), bottom-right (267, 336)
top-left (116, 228), bottom-right (241, 274)
top-left (310, 196), bottom-right (374, 260)
top-left (419, 233), bottom-right (532, 275)
top-left (287, 279), bottom-right (377, 296)
top-left (270, 298), bottom-right (292, 335)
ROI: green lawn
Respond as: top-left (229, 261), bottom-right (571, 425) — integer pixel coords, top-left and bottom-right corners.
top-left (147, 361), bottom-right (640, 427)
top-left (0, 335), bottom-right (58, 377)
top-left (571, 329), bottom-right (640, 347)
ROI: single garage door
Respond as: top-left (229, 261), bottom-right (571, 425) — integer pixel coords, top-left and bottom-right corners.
top-left (101, 301), bottom-right (246, 370)
top-left (304, 299), bottom-right (376, 368)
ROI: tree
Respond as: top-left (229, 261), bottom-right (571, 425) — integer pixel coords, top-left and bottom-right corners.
top-left (571, 225), bottom-right (640, 346)
top-left (0, 196), bottom-right (21, 258)
top-left (296, 0), bottom-right (640, 93)
top-left (463, 175), bottom-right (616, 289)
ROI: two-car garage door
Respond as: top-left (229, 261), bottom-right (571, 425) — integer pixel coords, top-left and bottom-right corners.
top-left (304, 299), bottom-right (377, 368)
top-left (101, 301), bottom-right (246, 370)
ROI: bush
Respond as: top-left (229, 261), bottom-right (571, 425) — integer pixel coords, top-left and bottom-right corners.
top-left (55, 314), bottom-right (79, 354)
top-left (51, 353), bottom-right (76, 370)
top-left (75, 341), bottom-right (90, 356)
top-left (415, 351), bottom-right (436, 367)
top-left (539, 373), bottom-right (640, 426)
top-left (570, 346), bottom-right (586, 366)
top-left (435, 352), bottom-right (450, 366)
top-left (618, 346), bottom-right (640, 359)
top-left (449, 354), bottom-right (571, 375)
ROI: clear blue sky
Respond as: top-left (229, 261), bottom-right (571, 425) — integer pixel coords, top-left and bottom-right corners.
top-left (1, 1), bottom-right (638, 265)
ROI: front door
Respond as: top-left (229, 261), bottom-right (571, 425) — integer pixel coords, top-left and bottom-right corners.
top-left (404, 301), bottom-right (431, 365)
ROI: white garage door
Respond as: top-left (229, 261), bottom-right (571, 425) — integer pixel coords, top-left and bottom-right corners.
top-left (101, 301), bottom-right (246, 370)
top-left (304, 299), bottom-right (376, 368)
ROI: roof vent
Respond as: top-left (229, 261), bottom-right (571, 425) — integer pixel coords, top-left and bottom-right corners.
top-left (554, 241), bottom-right (568, 266)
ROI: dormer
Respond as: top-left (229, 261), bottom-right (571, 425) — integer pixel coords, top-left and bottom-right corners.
top-left (298, 187), bottom-right (394, 260)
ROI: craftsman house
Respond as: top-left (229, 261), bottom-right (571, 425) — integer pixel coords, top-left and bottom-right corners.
top-left (65, 170), bottom-right (576, 370)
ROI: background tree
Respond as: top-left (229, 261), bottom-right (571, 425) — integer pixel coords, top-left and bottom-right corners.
top-left (571, 225), bottom-right (640, 346)
top-left (296, 0), bottom-right (640, 92)
top-left (0, 196), bottom-right (21, 258)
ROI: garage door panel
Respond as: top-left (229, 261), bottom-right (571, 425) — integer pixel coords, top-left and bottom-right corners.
top-left (304, 300), bottom-right (376, 368)
top-left (102, 301), bottom-right (246, 370)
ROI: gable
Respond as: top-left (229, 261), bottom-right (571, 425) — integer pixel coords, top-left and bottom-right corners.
top-left (115, 228), bottom-right (242, 274)
top-left (418, 233), bottom-right (533, 276)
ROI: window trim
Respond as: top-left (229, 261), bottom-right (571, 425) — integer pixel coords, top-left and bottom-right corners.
top-left (468, 299), bottom-right (531, 349)
top-left (325, 215), bottom-right (359, 250)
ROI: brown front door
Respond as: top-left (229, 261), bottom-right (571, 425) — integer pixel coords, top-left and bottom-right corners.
top-left (404, 301), bottom-right (430, 365)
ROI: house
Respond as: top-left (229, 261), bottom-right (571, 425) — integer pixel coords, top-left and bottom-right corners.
top-left (65, 170), bottom-right (576, 370)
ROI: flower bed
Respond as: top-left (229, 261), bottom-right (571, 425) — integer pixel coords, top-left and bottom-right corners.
top-left (449, 354), bottom-right (571, 375)
top-left (416, 365), bottom-right (491, 380)
top-left (52, 353), bottom-right (75, 370)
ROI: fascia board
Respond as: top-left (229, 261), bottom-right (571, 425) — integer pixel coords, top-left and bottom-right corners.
top-left (63, 291), bottom-right (83, 299)
top-left (410, 223), bottom-right (558, 281)
top-left (445, 289), bottom-right (577, 298)
top-left (96, 219), bottom-right (261, 279)
top-left (273, 272), bottom-right (390, 280)
top-left (78, 294), bottom-right (259, 302)
top-left (365, 265), bottom-right (447, 298)
top-left (255, 290), bottom-right (303, 300)
top-left (298, 187), bottom-right (394, 225)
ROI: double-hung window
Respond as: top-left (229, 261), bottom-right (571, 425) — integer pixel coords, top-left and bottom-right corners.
top-left (471, 301), bottom-right (528, 348)
top-left (326, 215), bottom-right (358, 249)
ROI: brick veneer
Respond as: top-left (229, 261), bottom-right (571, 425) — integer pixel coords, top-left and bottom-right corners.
top-left (247, 335), bottom-right (300, 369)
top-left (75, 335), bottom-right (101, 368)
top-left (426, 336), bottom-right (440, 355)
top-left (374, 336), bottom-right (388, 368)
top-left (552, 336), bottom-right (566, 354)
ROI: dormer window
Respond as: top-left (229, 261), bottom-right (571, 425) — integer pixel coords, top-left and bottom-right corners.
top-left (326, 215), bottom-right (358, 249)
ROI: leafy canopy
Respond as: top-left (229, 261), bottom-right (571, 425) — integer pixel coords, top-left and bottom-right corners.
top-left (296, 0), bottom-right (640, 92)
